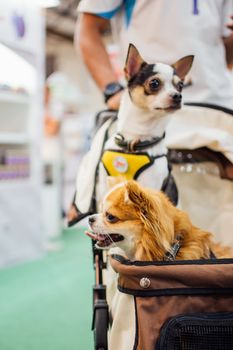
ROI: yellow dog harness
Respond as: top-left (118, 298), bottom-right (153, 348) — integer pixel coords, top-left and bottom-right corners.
top-left (101, 149), bottom-right (165, 180)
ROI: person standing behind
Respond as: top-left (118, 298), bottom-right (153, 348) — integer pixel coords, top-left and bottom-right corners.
top-left (75, 0), bottom-right (233, 110)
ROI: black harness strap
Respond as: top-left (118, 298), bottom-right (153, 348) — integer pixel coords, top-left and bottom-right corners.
top-left (161, 163), bottom-right (178, 206)
top-left (165, 236), bottom-right (182, 261)
top-left (209, 250), bottom-right (217, 259)
top-left (164, 236), bottom-right (218, 261)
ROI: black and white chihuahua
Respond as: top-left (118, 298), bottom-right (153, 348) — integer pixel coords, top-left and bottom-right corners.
top-left (67, 44), bottom-right (194, 225)
top-left (96, 44), bottom-right (194, 208)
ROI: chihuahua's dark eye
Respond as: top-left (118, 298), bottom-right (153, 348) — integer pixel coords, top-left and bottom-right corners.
top-left (149, 79), bottom-right (160, 91)
top-left (177, 81), bottom-right (184, 91)
top-left (106, 213), bottom-right (119, 223)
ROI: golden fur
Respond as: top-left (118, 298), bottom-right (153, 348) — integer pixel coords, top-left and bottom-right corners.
top-left (89, 180), bottom-right (233, 261)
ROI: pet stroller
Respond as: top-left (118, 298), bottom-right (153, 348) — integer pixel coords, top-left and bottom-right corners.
top-left (108, 254), bottom-right (233, 350)
top-left (67, 103), bottom-right (233, 349)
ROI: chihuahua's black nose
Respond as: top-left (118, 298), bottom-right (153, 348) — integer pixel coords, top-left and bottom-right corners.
top-left (172, 93), bottom-right (182, 103)
top-left (89, 215), bottom-right (96, 224)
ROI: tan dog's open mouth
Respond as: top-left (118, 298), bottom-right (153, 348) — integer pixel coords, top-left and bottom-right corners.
top-left (85, 231), bottom-right (124, 248)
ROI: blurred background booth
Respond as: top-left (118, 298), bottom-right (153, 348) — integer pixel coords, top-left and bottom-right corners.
top-left (0, 1), bottom-right (45, 267)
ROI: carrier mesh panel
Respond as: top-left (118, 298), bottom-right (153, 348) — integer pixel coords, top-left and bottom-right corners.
top-left (168, 324), bottom-right (233, 350)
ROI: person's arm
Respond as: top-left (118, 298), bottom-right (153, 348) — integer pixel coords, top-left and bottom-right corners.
top-left (223, 15), bottom-right (233, 67)
top-left (74, 13), bottom-right (123, 109)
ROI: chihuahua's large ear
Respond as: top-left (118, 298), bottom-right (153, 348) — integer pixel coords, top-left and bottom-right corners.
top-left (172, 55), bottom-right (194, 80)
top-left (124, 44), bottom-right (145, 81)
top-left (125, 180), bottom-right (153, 216)
top-left (125, 181), bottom-right (173, 259)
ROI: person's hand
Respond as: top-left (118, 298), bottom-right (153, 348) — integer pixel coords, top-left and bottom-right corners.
top-left (106, 90), bottom-right (124, 110)
top-left (226, 15), bottom-right (233, 31)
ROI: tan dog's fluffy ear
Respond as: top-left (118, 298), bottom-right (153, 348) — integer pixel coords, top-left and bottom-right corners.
top-left (125, 180), bottom-right (175, 260)
top-left (125, 180), bottom-right (154, 217)
top-left (124, 44), bottom-right (145, 81)
top-left (172, 55), bottom-right (194, 80)
top-left (106, 176), bottom-right (125, 190)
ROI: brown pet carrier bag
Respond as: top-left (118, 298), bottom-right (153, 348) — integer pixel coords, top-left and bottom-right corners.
top-left (109, 254), bottom-right (233, 350)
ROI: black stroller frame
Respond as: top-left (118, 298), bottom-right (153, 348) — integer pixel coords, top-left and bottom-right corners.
top-left (90, 103), bottom-right (233, 350)
top-left (92, 244), bottom-right (109, 350)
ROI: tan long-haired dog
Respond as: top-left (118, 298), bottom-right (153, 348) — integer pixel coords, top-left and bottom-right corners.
top-left (87, 180), bottom-right (233, 261)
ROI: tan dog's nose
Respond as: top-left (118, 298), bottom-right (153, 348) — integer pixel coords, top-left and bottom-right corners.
top-left (88, 215), bottom-right (96, 224)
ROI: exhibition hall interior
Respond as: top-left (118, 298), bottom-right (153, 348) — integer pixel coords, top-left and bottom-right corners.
top-left (0, 1), bottom-right (233, 350)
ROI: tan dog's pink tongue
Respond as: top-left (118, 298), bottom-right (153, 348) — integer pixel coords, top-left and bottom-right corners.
top-left (85, 231), bottom-right (97, 240)
top-left (85, 231), bottom-right (106, 241)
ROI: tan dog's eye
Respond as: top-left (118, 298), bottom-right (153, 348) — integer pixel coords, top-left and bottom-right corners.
top-left (106, 212), bottom-right (119, 223)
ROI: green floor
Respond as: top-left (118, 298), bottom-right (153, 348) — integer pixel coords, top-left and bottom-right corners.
top-left (0, 228), bottom-right (94, 350)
